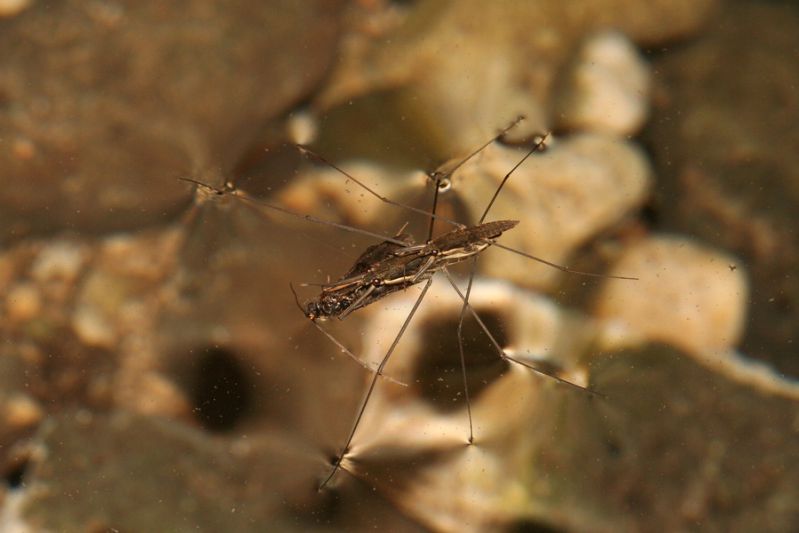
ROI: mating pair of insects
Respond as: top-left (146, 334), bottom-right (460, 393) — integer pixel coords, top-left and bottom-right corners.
top-left (182, 116), bottom-right (635, 490)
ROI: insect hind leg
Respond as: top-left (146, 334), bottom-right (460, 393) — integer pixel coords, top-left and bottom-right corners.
top-left (442, 268), bottom-right (605, 400)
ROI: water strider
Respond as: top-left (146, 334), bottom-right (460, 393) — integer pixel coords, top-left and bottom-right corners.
top-left (299, 220), bottom-right (519, 322)
top-left (180, 116), bottom-right (637, 490)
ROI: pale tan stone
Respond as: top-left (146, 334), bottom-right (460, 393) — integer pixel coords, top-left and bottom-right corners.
top-left (595, 235), bottom-right (748, 355)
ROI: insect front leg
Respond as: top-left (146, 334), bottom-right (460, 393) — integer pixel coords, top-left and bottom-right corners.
top-left (319, 278), bottom-right (434, 490)
top-left (410, 255), bottom-right (438, 284)
top-left (337, 284), bottom-right (377, 321)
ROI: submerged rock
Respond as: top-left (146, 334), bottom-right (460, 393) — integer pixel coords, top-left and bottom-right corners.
top-left (645, 2), bottom-right (799, 377)
top-left (553, 31), bottom-right (652, 136)
top-left (0, 0), bottom-right (344, 241)
top-left (595, 235), bottom-right (748, 356)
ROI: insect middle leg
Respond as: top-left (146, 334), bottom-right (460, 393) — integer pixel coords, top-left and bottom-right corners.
top-left (455, 257), bottom-right (479, 444)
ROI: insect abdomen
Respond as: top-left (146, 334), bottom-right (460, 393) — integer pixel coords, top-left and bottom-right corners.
top-left (470, 219), bottom-right (519, 239)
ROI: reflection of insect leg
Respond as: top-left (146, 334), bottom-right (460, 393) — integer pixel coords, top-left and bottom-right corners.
top-left (319, 277), bottom-right (434, 491)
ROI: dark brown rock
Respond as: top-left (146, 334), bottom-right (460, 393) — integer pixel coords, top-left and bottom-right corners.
top-left (0, 0), bottom-right (343, 241)
top-left (528, 344), bottom-right (799, 532)
top-left (18, 411), bottom-right (425, 532)
top-left (645, 2), bottom-right (799, 377)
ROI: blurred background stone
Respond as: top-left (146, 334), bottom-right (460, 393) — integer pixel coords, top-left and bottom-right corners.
top-left (553, 31), bottom-right (652, 136)
top-left (0, 0), bottom-right (343, 241)
top-left (520, 344), bottom-right (799, 532)
top-left (311, 0), bottom-right (717, 163)
top-left (644, 1), bottom-right (799, 377)
top-left (595, 235), bottom-right (748, 356)
top-left (14, 410), bottom-right (425, 532)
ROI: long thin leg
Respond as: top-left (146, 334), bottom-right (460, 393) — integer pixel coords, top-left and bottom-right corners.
top-left (493, 243), bottom-right (639, 281)
top-left (338, 285), bottom-right (376, 320)
top-left (296, 145), bottom-right (464, 231)
top-left (298, 117), bottom-right (525, 239)
top-left (478, 133), bottom-right (548, 223)
top-left (441, 268), bottom-right (606, 400)
top-left (289, 283), bottom-right (406, 386)
top-left (473, 134), bottom-right (639, 283)
top-left (426, 116), bottom-right (526, 241)
top-left (309, 320), bottom-right (407, 388)
top-left (426, 172), bottom-right (443, 243)
top-left (455, 257), bottom-right (478, 444)
top-left (319, 277), bottom-right (434, 490)
top-left (178, 177), bottom-right (410, 247)
top-left (410, 255), bottom-right (437, 283)
top-left (429, 115), bottom-right (526, 186)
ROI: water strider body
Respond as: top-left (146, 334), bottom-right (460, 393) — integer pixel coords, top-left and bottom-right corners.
top-left (304, 220), bottom-right (519, 321)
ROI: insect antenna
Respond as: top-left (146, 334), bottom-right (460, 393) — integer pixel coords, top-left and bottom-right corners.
top-left (319, 278), bottom-right (434, 490)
